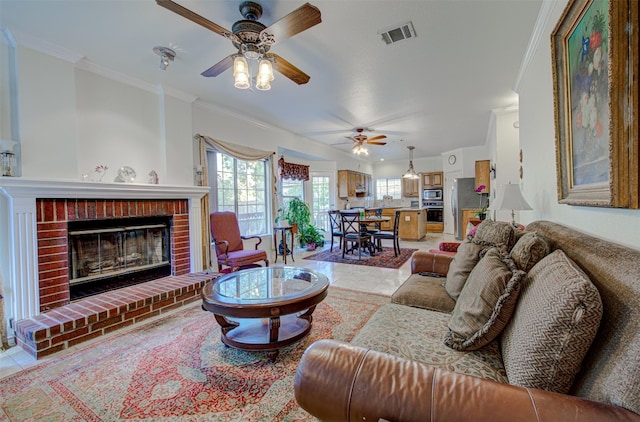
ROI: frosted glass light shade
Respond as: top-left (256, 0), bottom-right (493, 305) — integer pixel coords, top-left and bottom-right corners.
top-left (233, 56), bottom-right (250, 89)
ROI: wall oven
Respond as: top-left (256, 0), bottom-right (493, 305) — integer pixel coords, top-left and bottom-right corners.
top-left (424, 200), bottom-right (444, 222)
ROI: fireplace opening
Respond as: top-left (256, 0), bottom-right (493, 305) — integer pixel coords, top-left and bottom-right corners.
top-left (68, 216), bottom-right (172, 300)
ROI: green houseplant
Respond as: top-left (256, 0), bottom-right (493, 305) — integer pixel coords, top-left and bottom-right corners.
top-left (298, 224), bottom-right (325, 250)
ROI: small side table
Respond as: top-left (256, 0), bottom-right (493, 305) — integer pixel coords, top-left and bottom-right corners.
top-left (273, 226), bottom-right (295, 264)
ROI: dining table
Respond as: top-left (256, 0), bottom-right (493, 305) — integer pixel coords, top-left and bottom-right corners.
top-left (339, 211), bottom-right (391, 256)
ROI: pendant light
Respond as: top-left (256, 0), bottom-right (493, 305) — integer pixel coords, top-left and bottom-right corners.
top-left (403, 145), bottom-right (419, 179)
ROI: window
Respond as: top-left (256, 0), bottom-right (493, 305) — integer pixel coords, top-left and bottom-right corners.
top-left (376, 178), bottom-right (402, 200)
top-left (281, 178), bottom-right (304, 208)
top-left (210, 152), bottom-right (269, 236)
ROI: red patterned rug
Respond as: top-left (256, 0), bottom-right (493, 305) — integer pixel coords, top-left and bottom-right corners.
top-left (304, 246), bottom-right (418, 269)
top-left (0, 287), bottom-right (388, 421)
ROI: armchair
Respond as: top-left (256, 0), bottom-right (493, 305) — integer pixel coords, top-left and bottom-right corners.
top-left (209, 211), bottom-right (269, 272)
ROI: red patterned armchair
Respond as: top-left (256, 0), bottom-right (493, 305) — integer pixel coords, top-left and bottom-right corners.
top-left (209, 211), bottom-right (269, 272)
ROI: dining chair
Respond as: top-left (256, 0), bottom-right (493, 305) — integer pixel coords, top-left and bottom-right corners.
top-left (341, 212), bottom-right (373, 260)
top-left (373, 209), bottom-right (402, 257)
top-left (364, 208), bottom-right (383, 235)
top-left (209, 211), bottom-right (269, 272)
top-left (327, 210), bottom-right (344, 252)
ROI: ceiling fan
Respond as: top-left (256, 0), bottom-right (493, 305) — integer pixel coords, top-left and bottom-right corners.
top-left (156, 0), bottom-right (321, 85)
top-left (346, 128), bottom-right (388, 146)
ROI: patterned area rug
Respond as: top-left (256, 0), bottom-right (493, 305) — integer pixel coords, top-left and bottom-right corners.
top-left (0, 287), bottom-right (388, 421)
top-left (304, 246), bottom-right (418, 269)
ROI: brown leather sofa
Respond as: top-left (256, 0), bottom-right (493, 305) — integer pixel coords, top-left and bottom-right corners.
top-left (294, 221), bottom-right (640, 421)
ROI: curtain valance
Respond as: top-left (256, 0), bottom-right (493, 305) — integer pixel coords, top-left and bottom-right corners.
top-left (196, 134), bottom-right (274, 160)
top-left (278, 156), bottom-right (309, 181)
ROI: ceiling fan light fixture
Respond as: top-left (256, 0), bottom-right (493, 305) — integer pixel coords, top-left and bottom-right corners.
top-left (256, 58), bottom-right (274, 90)
top-left (153, 46), bottom-right (176, 71)
top-left (352, 143), bottom-right (369, 155)
top-left (233, 55), bottom-right (250, 89)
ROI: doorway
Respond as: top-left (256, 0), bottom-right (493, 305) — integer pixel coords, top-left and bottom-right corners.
top-left (443, 170), bottom-right (461, 235)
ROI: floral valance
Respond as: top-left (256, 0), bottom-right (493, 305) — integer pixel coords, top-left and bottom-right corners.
top-left (278, 156), bottom-right (309, 181)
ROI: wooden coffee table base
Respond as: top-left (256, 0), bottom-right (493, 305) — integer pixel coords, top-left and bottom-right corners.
top-left (213, 306), bottom-right (317, 361)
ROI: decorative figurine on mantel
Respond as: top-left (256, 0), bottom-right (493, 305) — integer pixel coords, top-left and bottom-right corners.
top-left (148, 170), bottom-right (159, 184)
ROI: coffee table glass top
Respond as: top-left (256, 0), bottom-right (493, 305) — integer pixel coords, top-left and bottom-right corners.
top-left (212, 266), bottom-right (328, 303)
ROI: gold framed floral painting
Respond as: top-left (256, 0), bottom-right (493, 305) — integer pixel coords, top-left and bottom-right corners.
top-left (551, 0), bottom-right (638, 208)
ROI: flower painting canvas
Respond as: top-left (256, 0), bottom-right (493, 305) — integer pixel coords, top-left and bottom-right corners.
top-left (566, 0), bottom-right (609, 186)
top-left (551, 0), bottom-right (637, 208)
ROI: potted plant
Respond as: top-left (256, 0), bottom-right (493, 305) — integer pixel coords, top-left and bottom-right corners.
top-left (280, 197), bottom-right (311, 235)
top-left (299, 224), bottom-right (326, 250)
top-left (474, 185), bottom-right (489, 220)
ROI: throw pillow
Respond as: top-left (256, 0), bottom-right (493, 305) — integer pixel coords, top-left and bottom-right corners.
top-left (443, 248), bottom-right (526, 351)
top-left (500, 249), bottom-right (603, 394)
top-left (444, 240), bottom-right (486, 300)
top-left (510, 231), bottom-right (551, 272)
top-left (472, 220), bottom-right (518, 251)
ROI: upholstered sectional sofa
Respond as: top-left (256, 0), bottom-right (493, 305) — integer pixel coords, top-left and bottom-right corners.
top-left (294, 220), bottom-right (640, 421)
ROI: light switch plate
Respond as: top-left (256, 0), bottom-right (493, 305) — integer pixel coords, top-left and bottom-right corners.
top-left (405, 216), bottom-right (411, 221)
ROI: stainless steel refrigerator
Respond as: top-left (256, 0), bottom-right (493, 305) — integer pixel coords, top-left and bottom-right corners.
top-left (451, 177), bottom-right (478, 240)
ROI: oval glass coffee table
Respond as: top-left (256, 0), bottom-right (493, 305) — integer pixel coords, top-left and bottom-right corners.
top-left (201, 266), bottom-right (329, 360)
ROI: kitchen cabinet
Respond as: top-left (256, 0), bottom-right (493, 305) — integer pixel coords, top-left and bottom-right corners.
top-left (462, 208), bottom-right (482, 237)
top-left (422, 171), bottom-right (443, 188)
top-left (426, 222), bottom-right (444, 233)
top-left (398, 209), bottom-right (426, 240)
top-left (402, 177), bottom-right (420, 197)
top-left (380, 208), bottom-right (398, 231)
top-left (475, 160), bottom-right (490, 193)
top-left (338, 170), bottom-right (371, 198)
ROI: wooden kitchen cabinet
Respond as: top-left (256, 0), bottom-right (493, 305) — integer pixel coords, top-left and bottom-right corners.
top-left (462, 208), bottom-right (482, 237)
top-left (398, 209), bottom-right (426, 240)
top-left (380, 208), bottom-right (398, 231)
top-left (338, 170), bottom-right (371, 198)
top-left (475, 160), bottom-right (490, 193)
top-left (422, 171), bottom-right (443, 187)
top-left (402, 177), bottom-right (420, 197)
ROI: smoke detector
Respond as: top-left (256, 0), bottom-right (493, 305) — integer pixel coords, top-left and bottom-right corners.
top-left (378, 21), bottom-right (416, 45)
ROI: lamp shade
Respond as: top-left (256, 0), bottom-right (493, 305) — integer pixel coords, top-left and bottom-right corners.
top-left (488, 182), bottom-right (532, 225)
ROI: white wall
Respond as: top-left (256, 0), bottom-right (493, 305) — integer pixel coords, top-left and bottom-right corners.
top-left (517, 0), bottom-right (640, 250)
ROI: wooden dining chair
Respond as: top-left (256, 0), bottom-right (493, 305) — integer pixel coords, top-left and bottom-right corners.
top-left (373, 209), bottom-right (402, 257)
top-left (341, 212), bottom-right (373, 260)
top-left (328, 210), bottom-right (344, 252)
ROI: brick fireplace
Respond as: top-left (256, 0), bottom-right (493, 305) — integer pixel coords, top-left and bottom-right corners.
top-left (36, 198), bottom-right (190, 311)
top-left (0, 178), bottom-right (210, 349)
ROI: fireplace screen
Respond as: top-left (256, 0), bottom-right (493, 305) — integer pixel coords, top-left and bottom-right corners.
top-left (69, 219), bottom-right (170, 286)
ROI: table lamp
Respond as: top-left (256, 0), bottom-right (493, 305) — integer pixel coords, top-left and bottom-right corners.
top-left (488, 182), bottom-right (532, 226)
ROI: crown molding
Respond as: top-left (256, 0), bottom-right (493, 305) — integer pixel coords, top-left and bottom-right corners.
top-left (513, 0), bottom-right (558, 93)
top-left (8, 29), bottom-right (84, 63)
top-left (75, 59), bottom-right (197, 103)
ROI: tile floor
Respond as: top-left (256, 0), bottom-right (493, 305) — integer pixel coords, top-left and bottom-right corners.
top-left (0, 232), bottom-right (451, 379)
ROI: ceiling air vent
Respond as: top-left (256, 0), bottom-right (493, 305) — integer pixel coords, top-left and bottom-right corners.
top-left (378, 21), bottom-right (416, 45)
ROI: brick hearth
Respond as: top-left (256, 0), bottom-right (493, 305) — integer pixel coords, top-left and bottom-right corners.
top-left (13, 272), bottom-right (217, 359)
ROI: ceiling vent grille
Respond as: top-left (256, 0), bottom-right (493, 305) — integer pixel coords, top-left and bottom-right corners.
top-left (378, 21), bottom-right (416, 45)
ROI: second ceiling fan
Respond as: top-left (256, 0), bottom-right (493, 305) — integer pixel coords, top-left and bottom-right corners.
top-left (156, 0), bottom-right (321, 87)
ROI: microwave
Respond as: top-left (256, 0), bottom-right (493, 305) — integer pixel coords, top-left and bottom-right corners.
top-left (423, 188), bottom-right (443, 200)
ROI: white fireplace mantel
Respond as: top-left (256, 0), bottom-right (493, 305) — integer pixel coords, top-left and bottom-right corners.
top-left (0, 177), bottom-right (210, 338)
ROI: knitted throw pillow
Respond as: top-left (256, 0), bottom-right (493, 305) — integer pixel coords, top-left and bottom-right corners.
top-left (444, 248), bottom-right (526, 351)
top-left (500, 249), bottom-right (603, 394)
top-left (510, 231), bottom-right (551, 272)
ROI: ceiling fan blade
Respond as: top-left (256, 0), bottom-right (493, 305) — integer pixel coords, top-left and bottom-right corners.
top-left (156, 0), bottom-right (232, 39)
top-left (260, 3), bottom-right (322, 44)
top-left (367, 135), bottom-right (387, 142)
top-left (267, 53), bottom-right (310, 85)
top-left (201, 55), bottom-right (234, 77)
top-left (367, 141), bottom-right (387, 146)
